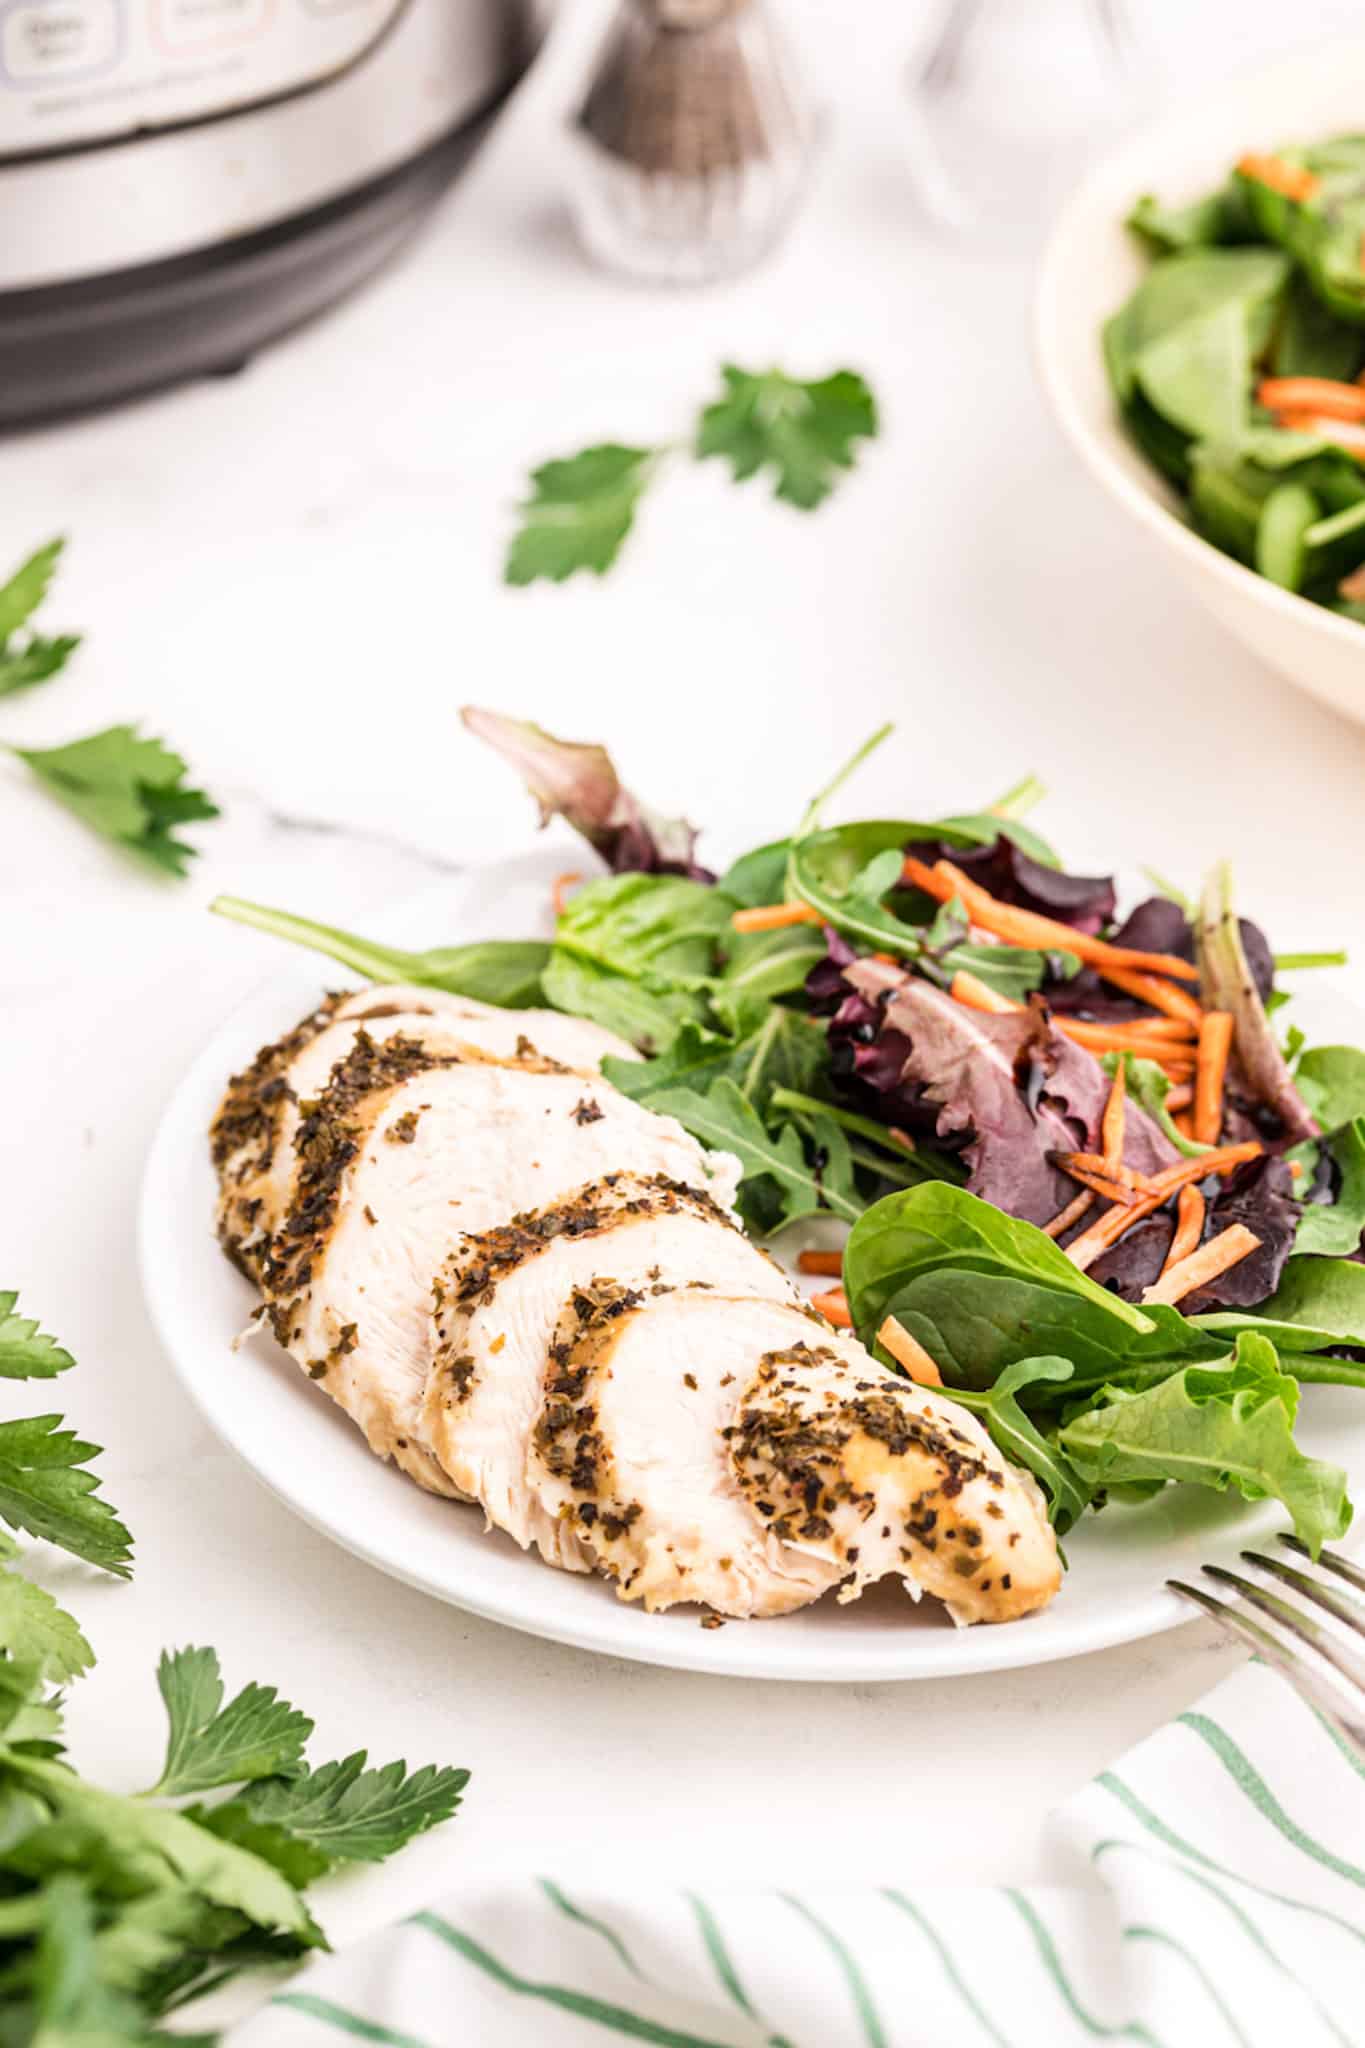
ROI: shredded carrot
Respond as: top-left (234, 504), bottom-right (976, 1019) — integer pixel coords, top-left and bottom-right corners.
top-left (1052, 1150), bottom-right (1148, 1192)
top-left (797, 1249), bottom-right (844, 1277)
top-left (1194, 1010), bottom-right (1234, 1147)
top-left (1063, 1142), bottom-right (1262, 1271)
top-left (949, 969), bottom-right (1021, 1016)
top-left (1053, 1163), bottom-right (1140, 1208)
top-left (878, 1316), bottom-right (944, 1387)
top-left (1042, 1189), bottom-right (1094, 1239)
top-left (551, 872), bottom-right (583, 917)
top-left (903, 857), bottom-right (1201, 982)
top-left (1058, 1021), bottom-right (1196, 1064)
top-left (730, 902), bottom-right (823, 933)
top-left (888, 1127), bottom-right (917, 1154)
top-left (1161, 1184), bottom-right (1206, 1274)
top-left (1340, 561), bottom-right (1365, 603)
top-left (1164, 1083), bottom-right (1194, 1112)
top-left (1238, 152), bottom-right (1320, 202)
top-left (811, 1286), bottom-right (852, 1328)
top-left (1064, 1016), bottom-right (1193, 1043)
top-left (1258, 376), bottom-right (1365, 422)
top-left (1271, 410), bottom-right (1365, 457)
top-left (1143, 1224), bottom-right (1261, 1308)
top-left (1101, 1070), bottom-right (1126, 1174)
top-left (1289, 1159), bottom-right (1305, 1180)
top-left (1173, 1111), bottom-right (1197, 1140)
top-left (872, 951), bottom-right (898, 966)
top-left (1097, 965), bottom-right (1205, 1027)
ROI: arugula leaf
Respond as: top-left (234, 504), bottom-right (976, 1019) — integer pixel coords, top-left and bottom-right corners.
top-left (0, 1293), bottom-right (74, 1381)
top-left (1101, 1053), bottom-right (1210, 1159)
top-left (0, 1569), bottom-right (93, 1684)
top-left (647, 1077), bottom-right (861, 1226)
top-left (1059, 1333), bottom-right (1352, 1554)
top-left (505, 444), bottom-right (660, 585)
top-left (696, 366), bottom-right (877, 508)
top-left (940, 1360), bottom-right (1093, 1534)
top-left (148, 1648), bottom-right (312, 1799)
top-left (211, 898), bottom-right (549, 1008)
top-left (0, 1415), bottom-right (132, 1576)
top-left (713, 921), bottom-right (827, 1008)
top-left (717, 840), bottom-right (791, 909)
top-left (239, 1753), bottom-right (468, 1864)
top-left (15, 726), bottom-right (218, 878)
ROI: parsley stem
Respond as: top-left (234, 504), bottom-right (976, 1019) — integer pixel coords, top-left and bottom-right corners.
top-left (1274, 950), bottom-right (1349, 971)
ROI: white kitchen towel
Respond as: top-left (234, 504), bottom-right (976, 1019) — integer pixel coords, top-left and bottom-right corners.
top-left (229, 1660), bottom-right (1364, 2048)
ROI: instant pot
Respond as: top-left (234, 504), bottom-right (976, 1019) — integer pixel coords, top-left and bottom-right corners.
top-left (0, 0), bottom-right (547, 424)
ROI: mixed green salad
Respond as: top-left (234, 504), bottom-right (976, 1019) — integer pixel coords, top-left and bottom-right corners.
top-left (1108, 136), bottom-right (1365, 613)
top-left (214, 717), bottom-right (1365, 1561)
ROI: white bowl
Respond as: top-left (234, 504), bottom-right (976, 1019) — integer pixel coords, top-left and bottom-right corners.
top-left (1036, 37), bottom-right (1365, 727)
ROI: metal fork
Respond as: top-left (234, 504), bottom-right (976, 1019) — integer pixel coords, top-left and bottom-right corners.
top-left (1169, 1538), bottom-right (1365, 1759)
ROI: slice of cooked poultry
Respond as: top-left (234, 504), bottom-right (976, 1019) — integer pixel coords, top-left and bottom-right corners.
top-left (420, 1173), bottom-right (801, 1570)
top-left (258, 1031), bottom-right (741, 1496)
top-left (528, 1290), bottom-right (844, 1617)
top-left (528, 1291), bottom-right (1059, 1624)
top-left (211, 985), bottom-right (638, 1277)
top-left (729, 1338), bottom-right (1061, 1626)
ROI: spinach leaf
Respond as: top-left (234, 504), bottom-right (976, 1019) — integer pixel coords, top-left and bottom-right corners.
top-left (1295, 1044), bottom-right (1365, 1128)
top-left (1197, 1253), bottom-right (1365, 1353)
top-left (872, 1266), bottom-right (1218, 1393)
top-left (540, 950), bottom-right (703, 1054)
top-left (938, 1360), bottom-right (1093, 1534)
top-left (553, 872), bottom-right (732, 989)
top-left (1127, 181), bottom-right (1254, 252)
top-left (717, 840), bottom-right (790, 908)
top-left (210, 899), bottom-right (550, 1007)
top-left (842, 1183), bottom-right (1155, 1349)
top-left (1295, 1117), bottom-right (1365, 1258)
top-left (1058, 1333), bottom-right (1352, 1554)
top-left (1272, 271), bottom-right (1365, 380)
top-left (1240, 146), bottom-right (1365, 325)
top-left (713, 921), bottom-right (827, 1009)
top-left (1103, 246), bottom-right (1289, 418)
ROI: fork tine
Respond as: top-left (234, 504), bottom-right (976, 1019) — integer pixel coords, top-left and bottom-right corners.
top-left (1203, 1565), bottom-right (1365, 1696)
top-left (1280, 1534), bottom-right (1365, 1597)
top-left (1168, 1576), bottom-right (1365, 1757)
top-left (1240, 1548), bottom-right (1365, 1638)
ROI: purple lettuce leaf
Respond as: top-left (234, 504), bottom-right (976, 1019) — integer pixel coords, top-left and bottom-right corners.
top-left (843, 968), bottom-right (1178, 1228)
top-left (1042, 895), bottom-right (1275, 1023)
top-left (904, 834), bottom-right (1116, 935)
top-left (462, 706), bottom-right (713, 879)
top-left (1089, 1156), bottom-right (1300, 1309)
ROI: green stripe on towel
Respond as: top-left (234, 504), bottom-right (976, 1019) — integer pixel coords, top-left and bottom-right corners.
top-left (778, 1894), bottom-right (886, 2048)
top-left (1178, 1714), bottom-right (1365, 1890)
top-left (271, 1993), bottom-right (432, 2048)
top-left (541, 1879), bottom-right (646, 1980)
top-left (1005, 1892), bottom-right (1161, 2045)
top-left (411, 1910), bottom-right (739, 2047)
top-left (883, 1889), bottom-right (1012, 2046)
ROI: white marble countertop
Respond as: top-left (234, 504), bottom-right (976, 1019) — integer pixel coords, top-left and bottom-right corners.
top-left (5, 0), bottom-right (1365, 1997)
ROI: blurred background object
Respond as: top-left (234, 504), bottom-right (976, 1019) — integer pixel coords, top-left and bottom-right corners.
top-left (568, 0), bottom-right (818, 283)
top-left (905, 0), bottom-right (1152, 242)
top-left (0, 0), bottom-right (551, 427)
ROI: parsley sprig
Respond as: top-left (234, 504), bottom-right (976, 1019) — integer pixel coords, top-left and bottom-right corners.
top-left (0, 1296), bottom-right (467, 2037)
top-left (0, 537), bottom-right (218, 875)
top-left (505, 362), bottom-right (879, 583)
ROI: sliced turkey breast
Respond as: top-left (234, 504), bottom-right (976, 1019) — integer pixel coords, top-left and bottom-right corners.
top-left (729, 1337), bottom-right (1061, 1626)
top-left (258, 1032), bottom-right (740, 1496)
top-left (529, 1290), bottom-right (845, 1617)
top-left (211, 985), bottom-right (638, 1276)
top-left (529, 1291), bottom-right (1059, 1624)
top-left (420, 1173), bottom-right (800, 1570)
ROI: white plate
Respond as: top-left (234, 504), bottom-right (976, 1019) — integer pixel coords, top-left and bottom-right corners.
top-left (139, 852), bottom-right (1365, 1682)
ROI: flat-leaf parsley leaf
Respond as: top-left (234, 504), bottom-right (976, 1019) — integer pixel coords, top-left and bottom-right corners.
top-left (14, 724), bottom-right (218, 877)
top-left (696, 365), bottom-right (878, 508)
top-left (505, 444), bottom-right (659, 585)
